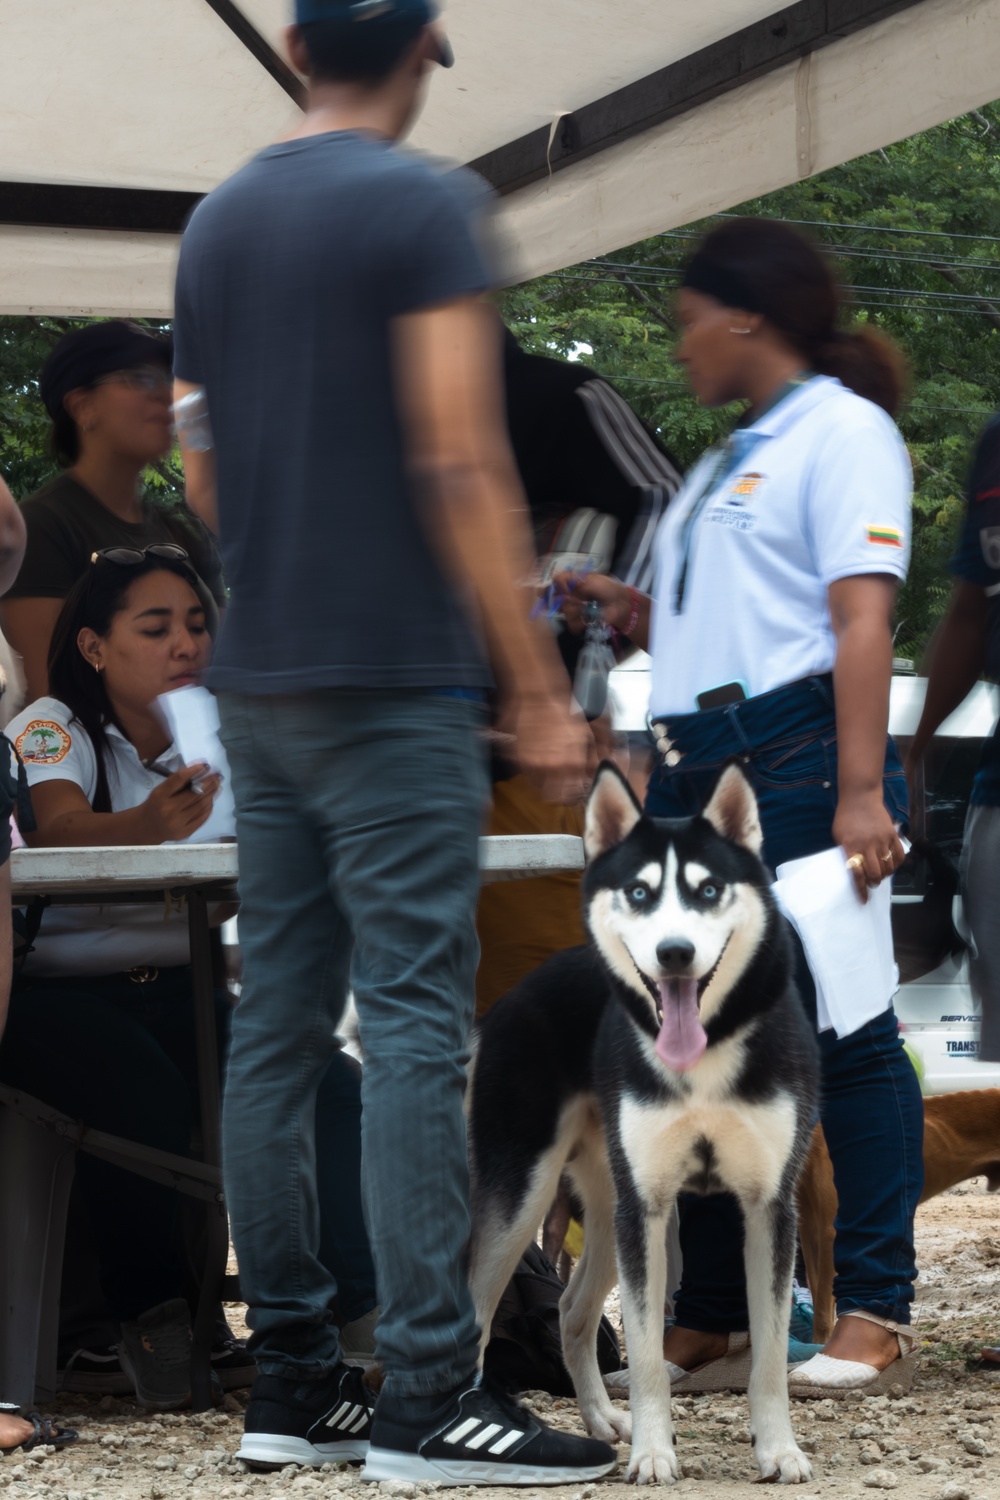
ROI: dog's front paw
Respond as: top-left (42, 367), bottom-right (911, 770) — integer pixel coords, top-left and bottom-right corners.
top-left (755, 1443), bottom-right (813, 1485)
top-left (626, 1443), bottom-right (679, 1485)
top-left (583, 1403), bottom-right (631, 1445)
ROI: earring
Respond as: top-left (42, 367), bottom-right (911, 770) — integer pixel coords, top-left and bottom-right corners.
top-left (729, 327), bottom-right (751, 336)
top-left (94, 662), bottom-right (103, 673)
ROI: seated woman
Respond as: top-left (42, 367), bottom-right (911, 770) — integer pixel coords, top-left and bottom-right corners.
top-left (0, 320), bottom-right (225, 704)
top-left (0, 549), bottom-right (376, 1410)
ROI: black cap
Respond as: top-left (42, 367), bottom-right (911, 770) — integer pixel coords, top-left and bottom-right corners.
top-left (39, 321), bottom-right (172, 419)
top-left (294, 0), bottom-right (452, 68)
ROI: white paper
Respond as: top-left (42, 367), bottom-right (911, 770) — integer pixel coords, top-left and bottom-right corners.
top-left (773, 846), bottom-right (899, 1039)
top-left (156, 686), bottom-right (236, 843)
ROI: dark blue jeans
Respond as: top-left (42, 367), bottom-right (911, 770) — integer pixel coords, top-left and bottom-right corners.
top-left (644, 675), bottom-right (923, 1327)
top-left (218, 689), bottom-right (489, 1396)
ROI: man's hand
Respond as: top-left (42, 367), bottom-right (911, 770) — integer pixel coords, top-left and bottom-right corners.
top-left (504, 693), bottom-right (591, 803)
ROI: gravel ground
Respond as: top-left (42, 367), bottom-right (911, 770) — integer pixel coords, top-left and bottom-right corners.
top-left (5, 1181), bottom-right (999, 1500)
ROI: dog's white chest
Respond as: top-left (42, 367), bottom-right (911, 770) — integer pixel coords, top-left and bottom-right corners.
top-left (617, 1087), bottom-right (798, 1209)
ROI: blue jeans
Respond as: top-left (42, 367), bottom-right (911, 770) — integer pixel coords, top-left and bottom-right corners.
top-left (218, 690), bottom-right (489, 1395)
top-left (644, 675), bottom-right (923, 1326)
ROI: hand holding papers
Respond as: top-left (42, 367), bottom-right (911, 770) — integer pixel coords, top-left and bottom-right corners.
top-left (156, 686), bottom-right (236, 843)
top-left (773, 846), bottom-right (899, 1038)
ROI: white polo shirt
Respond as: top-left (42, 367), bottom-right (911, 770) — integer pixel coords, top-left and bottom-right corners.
top-left (9, 696), bottom-right (209, 976)
top-left (648, 376), bottom-right (912, 716)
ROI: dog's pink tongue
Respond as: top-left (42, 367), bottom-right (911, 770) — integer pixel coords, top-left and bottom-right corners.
top-left (655, 978), bottom-right (707, 1071)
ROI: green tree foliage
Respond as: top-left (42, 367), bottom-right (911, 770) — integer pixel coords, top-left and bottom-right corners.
top-left (500, 103), bottom-right (1000, 661)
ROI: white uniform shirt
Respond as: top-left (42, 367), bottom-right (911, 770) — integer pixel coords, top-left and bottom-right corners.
top-left (648, 377), bottom-right (912, 715)
top-left (9, 696), bottom-right (199, 976)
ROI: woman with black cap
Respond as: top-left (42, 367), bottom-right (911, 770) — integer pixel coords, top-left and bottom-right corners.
top-left (0, 320), bottom-right (224, 702)
top-left (561, 217), bottom-right (922, 1396)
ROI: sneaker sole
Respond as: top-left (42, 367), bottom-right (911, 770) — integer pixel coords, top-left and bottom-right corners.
top-left (361, 1448), bottom-right (617, 1486)
top-left (236, 1433), bottom-right (370, 1468)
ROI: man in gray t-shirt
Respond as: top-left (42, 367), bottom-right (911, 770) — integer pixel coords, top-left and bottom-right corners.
top-left (174, 0), bottom-right (608, 1486)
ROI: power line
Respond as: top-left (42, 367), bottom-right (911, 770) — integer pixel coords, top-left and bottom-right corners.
top-left (585, 261), bottom-right (1000, 305)
top-left (542, 269), bottom-right (1000, 317)
top-left (604, 373), bottom-right (993, 415)
top-left (607, 233), bottom-right (1000, 278)
top-left (717, 213), bottom-right (1000, 245)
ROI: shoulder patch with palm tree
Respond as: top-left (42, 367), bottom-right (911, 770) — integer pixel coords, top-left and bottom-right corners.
top-left (15, 720), bottom-right (72, 765)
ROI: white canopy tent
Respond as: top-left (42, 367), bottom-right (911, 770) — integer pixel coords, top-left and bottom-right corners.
top-left (1, 0), bottom-right (999, 316)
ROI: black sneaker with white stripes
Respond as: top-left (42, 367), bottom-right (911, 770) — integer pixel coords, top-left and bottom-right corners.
top-left (236, 1361), bottom-right (373, 1468)
top-left (362, 1372), bottom-right (616, 1486)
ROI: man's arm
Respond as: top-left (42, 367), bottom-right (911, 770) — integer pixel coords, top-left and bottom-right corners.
top-left (906, 580), bottom-right (988, 769)
top-left (393, 298), bottom-right (588, 799)
top-left (0, 596), bottom-right (64, 701)
top-left (0, 475), bottom-right (26, 597)
top-left (174, 379), bottom-right (219, 535)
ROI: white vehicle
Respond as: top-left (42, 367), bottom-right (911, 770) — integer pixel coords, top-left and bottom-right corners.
top-left (607, 658), bottom-right (1000, 1095)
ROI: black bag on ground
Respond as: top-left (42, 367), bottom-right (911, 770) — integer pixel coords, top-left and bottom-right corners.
top-left (484, 1242), bottom-right (622, 1395)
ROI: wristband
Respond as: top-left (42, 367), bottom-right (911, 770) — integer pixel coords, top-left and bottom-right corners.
top-left (620, 586), bottom-right (641, 639)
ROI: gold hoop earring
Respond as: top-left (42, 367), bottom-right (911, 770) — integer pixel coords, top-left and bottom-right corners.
top-left (729, 327), bottom-right (751, 336)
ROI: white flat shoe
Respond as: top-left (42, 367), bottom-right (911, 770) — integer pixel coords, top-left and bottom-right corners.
top-left (605, 1334), bottom-right (752, 1395)
top-left (788, 1311), bottom-right (917, 1399)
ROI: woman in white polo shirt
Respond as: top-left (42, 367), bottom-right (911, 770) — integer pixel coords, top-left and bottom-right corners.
top-left (565, 218), bottom-right (921, 1395)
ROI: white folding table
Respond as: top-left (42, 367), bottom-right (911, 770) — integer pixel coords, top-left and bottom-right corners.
top-left (1, 834), bottom-right (584, 1407)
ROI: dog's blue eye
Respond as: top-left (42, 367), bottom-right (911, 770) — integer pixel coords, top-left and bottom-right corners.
top-left (700, 882), bottom-right (720, 901)
top-left (628, 885), bottom-right (649, 903)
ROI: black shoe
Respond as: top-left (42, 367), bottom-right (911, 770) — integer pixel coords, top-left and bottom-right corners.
top-left (211, 1337), bottom-right (256, 1391)
top-left (362, 1373), bottom-right (616, 1486)
top-left (57, 1345), bottom-right (133, 1396)
top-left (236, 1362), bottom-right (373, 1468)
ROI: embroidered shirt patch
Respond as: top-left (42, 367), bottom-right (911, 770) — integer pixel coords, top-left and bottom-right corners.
top-left (15, 720), bottom-right (72, 765)
top-left (730, 471), bottom-right (764, 499)
top-left (865, 525), bottom-right (904, 548)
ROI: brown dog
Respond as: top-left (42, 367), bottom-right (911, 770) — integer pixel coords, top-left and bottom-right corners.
top-left (798, 1088), bottom-right (1000, 1342)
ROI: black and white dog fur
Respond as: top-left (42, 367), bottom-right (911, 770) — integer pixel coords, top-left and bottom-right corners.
top-left (469, 763), bottom-right (820, 1484)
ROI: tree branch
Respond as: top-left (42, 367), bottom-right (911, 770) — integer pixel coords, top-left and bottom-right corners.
top-left (611, 271), bottom-right (676, 333)
top-left (931, 262), bottom-right (1000, 332)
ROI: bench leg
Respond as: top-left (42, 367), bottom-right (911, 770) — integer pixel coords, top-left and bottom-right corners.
top-left (0, 1109), bottom-right (76, 1406)
top-left (188, 892), bottom-right (229, 1412)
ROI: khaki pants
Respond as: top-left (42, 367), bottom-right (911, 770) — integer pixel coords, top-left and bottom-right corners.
top-left (475, 774), bottom-right (587, 1019)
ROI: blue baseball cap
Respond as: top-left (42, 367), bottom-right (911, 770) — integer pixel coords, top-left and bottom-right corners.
top-left (294, 0), bottom-right (453, 68)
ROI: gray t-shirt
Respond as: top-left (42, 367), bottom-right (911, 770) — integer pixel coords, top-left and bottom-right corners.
top-left (173, 131), bottom-right (491, 692)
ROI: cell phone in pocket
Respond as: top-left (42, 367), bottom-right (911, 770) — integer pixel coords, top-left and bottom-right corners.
top-left (696, 680), bottom-right (749, 711)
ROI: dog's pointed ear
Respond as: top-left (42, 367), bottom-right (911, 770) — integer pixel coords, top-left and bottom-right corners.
top-left (703, 763), bottom-right (763, 854)
top-left (584, 761), bottom-right (643, 862)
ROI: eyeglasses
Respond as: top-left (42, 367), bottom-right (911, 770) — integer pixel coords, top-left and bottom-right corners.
top-left (93, 365), bottom-right (172, 395)
top-left (90, 544), bottom-right (190, 566)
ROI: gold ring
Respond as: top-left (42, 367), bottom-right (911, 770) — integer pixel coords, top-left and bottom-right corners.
top-left (846, 854), bottom-right (864, 872)
top-left (881, 851), bottom-right (894, 864)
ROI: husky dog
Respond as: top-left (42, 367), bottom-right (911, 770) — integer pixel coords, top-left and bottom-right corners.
top-left (469, 762), bottom-right (819, 1485)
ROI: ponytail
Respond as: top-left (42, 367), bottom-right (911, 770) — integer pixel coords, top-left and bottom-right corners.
top-left (682, 218), bottom-right (909, 417)
top-left (812, 326), bottom-right (908, 418)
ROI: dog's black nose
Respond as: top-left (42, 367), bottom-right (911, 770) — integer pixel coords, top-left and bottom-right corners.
top-left (656, 938), bottom-right (696, 972)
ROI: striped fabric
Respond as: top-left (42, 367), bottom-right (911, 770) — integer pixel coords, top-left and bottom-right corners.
top-left (576, 379), bottom-right (684, 592)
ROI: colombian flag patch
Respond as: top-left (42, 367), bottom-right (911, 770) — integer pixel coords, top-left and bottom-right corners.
top-left (865, 525), bottom-right (904, 548)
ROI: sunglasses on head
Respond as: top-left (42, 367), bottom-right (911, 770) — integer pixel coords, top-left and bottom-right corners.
top-left (90, 544), bottom-right (190, 567)
top-left (92, 365), bottom-right (172, 395)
